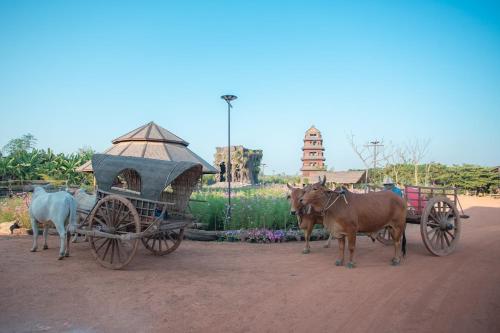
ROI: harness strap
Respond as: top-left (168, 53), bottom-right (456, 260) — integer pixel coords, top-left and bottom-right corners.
top-left (322, 191), bottom-right (349, 215)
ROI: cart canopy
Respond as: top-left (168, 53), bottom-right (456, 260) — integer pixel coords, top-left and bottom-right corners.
top-left (92, 154), bottom-right (202, 202)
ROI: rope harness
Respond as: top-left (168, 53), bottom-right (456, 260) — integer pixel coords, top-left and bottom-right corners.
top-left (322, 189), bottom-right (349, 216)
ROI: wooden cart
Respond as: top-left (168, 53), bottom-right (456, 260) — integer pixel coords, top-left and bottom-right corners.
top-left (75, 154), bottom-right (202, 269)
top-left (375, 185), bottom-right (469, 256)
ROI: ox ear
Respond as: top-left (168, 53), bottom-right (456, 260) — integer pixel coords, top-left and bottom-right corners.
top-left (321, 175), bottom-right (327, 186)
top-left (286, 183), bottom-right (293, 190)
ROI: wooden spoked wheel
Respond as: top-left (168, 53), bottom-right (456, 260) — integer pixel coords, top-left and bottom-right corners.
top-left (141, 227), bottom-right (185, 256)
top-left (420, 196), bottom-right (461, 256)
top-left (376, 227), bottom-right (395, 245)
top-left (88, 195), bottom-right (141, 269)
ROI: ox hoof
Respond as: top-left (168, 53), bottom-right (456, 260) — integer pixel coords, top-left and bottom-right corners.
top-left (64, 253), bottom-right (70, 257)
top-left (57, 255), bottom-right (64, 260)
top-left (302, 249), bottom-right (310, 254)
top-left (43, 245), bottom-right (48, 250)
top-left (346, 262), bottom-right (356, 269)
top-left (30, 248), bottom-right (37, 252)
top-left (391, 258), bottom-right (401, 266)
top-left (335, 259), bottom-right (344, 266)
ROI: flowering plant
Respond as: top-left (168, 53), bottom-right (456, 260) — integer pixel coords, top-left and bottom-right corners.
top-left (219, 229), bottom-right (242, 242)
top-left (215, 227), bottom-right (328, 244)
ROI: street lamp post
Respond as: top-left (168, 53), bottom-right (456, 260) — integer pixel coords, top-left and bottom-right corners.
top-left (221, 94), bottom-right (237, 227)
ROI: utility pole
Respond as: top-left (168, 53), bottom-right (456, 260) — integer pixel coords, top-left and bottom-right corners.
top-left (364, 140), bottom-right (384, 183)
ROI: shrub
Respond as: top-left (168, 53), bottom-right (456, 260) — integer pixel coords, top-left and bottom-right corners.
top-left (189, 186), bottom-right (298, 231)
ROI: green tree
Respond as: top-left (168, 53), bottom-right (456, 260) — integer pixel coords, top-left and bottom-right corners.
top-left (2, 133), bottom-right (37, 155)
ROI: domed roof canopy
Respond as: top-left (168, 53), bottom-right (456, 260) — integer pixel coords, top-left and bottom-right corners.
top-left (112, 121), bottom-right (189, 146)
top-left (77, 121), bottom-right (217, 174)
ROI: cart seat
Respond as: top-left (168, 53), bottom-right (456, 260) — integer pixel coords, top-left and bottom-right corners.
top-left (406, 187), bottom-right (427, 214)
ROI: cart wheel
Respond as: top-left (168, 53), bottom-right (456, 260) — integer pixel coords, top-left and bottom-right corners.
top-left (141, 227), bottom-right (184, 256)
top-left (88, 195), bottom-right (141, 269)
top-left (376, 227), bottom-right (395, 245)
top-left (420, 196), bottom-right (461, 256)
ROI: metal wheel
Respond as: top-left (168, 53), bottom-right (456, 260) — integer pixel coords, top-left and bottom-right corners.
top-left (141, 226), bottom-right (184, 256)
top-left (88, 195), bottom-right (141, 269)
top-left (376, 227), bottom-right (395, 245)
top-left (420, 196), bottom-right (461, 256)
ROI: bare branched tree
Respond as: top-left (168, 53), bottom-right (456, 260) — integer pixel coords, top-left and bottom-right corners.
top-left (347, 133), bottom-right (386, 183)
top-left (347, 133), bottom-right (370, 183)
top-left (347, 134), bottom-right (370, 166)
top-left (404, 138), bottom-right (431, 185)
top-left (381, 142), bottom-right (406, 184)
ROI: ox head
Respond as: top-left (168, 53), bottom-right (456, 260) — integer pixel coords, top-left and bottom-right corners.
top-left (299, 176), bottom-right (329, 213)
top-left (32, 186), bottom-right (46, 200)
top-left (286, 183), bottom-right (305, 216)
top-left (287, 183), bottom-right (321, 230)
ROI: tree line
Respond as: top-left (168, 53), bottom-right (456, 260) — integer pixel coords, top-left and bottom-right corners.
top-left (347, 135), bottom-right (499, 193)
top-left (1, 134), bottom-right (498, 193)
top-left (0, 134), bottom-right (93, 185)
top-left (368, 163), bottom-right (499, 193)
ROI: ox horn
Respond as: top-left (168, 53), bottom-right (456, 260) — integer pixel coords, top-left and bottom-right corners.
top-left (321, 175), bottom-right (327, 186)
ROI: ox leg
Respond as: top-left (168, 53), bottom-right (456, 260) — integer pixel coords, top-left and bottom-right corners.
top-left (391, 227), bottom-right (402, 266)
top-left (346, 233), bottom-right (356, 268)
top-left (335, 236), bottom-right (345, 266)
top-left (30, 218), bottom-right (39, 252)
top-left (65, 230), bottom-right (71, 257)
top-left (43, 224), bottom-right (49, 250)
top-left (303, 224), bottom-right (313, 254)
top-left (54, 222), bottom-right (66, 260)
top-left (324, 234), bottom-right (332, 248)
top-left (71, 214), bottom-right (81, 243)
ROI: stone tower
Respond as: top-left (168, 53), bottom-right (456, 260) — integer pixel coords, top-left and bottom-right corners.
top-left (301, 125), bottom-right (326, 181)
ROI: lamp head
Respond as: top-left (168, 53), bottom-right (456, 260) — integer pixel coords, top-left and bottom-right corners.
top-left (221, 95), bottom-right (237, 102)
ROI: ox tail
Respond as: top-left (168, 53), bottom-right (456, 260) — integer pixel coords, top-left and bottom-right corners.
top-left (401, 198), bottom-right (407, 257)
top-left (402, 228), bottom-right (407, 257)
top-left (68, 196), bottom-right (78, 233)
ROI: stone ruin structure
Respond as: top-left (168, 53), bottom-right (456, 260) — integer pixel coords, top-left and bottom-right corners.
top-left (214, 146), bottom-right (263, 184)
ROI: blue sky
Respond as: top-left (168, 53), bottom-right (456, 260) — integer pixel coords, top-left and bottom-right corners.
top-left (1, 0), bottom-right (499, 174)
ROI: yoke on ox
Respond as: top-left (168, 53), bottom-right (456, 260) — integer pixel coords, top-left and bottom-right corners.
top-left (300, 177), bottom-right (407, 268)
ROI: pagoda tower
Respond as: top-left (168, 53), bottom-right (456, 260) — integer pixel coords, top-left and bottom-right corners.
top-left (301, 125), bottom-right (326, 180)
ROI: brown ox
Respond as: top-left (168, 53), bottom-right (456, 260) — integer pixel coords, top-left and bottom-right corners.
top-left (300, 178), bottom-right (406, 268)
top-left (287, 184), bottom-right (332, 254)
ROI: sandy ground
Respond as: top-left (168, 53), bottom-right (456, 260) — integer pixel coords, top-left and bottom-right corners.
top-left (0, 196), bottom-right (499, 333)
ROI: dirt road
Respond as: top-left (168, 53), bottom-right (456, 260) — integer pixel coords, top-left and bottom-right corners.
top-left (1, 196), bottom-right (499, 333)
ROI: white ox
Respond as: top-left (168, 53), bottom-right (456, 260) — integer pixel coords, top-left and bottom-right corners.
top-left (71, 189), bottom-right (96, 243)
top-left (29, 187), bottom-right (77, 259)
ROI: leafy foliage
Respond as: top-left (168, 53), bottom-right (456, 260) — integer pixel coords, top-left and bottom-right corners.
top-left (370, 163), bottom-right (499, 192)
top-left (1, 134), bottom-right (37, 156)
top-left (0, 134), bottom-right (93, 185)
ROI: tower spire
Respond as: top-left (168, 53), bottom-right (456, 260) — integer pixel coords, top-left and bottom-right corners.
top-left (300, 126), bottom-right (326, 181)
